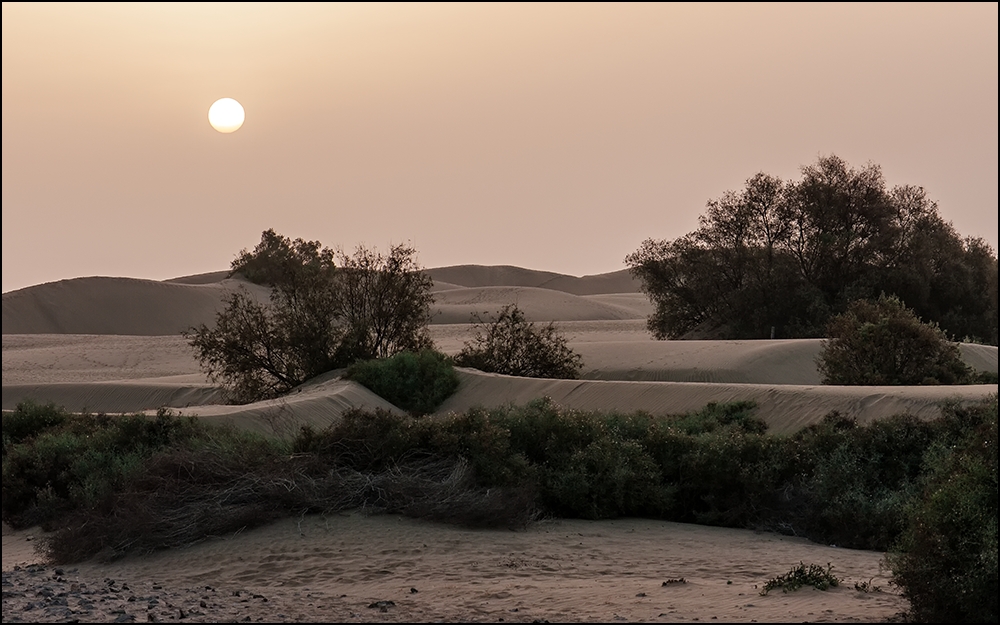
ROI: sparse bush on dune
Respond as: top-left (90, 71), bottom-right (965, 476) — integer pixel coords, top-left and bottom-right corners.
top-left (453, 303), bottom-right (583, 379)
top-left (760, 562), bottom-right (841, 595)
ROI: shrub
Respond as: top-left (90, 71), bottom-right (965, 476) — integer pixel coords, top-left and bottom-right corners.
top-left (760, 562), bottom-right (841, 595)
top-left (969, 369), bottom-right (999, 384)
top-left (291, 408), bottom-right (419, 471)
top-left (669, 400), bottom-right (766, 435)
top-left (454, 304), bottom-right (583, 378)
top-left (817, 294), bottom-right (972, 385)
top-left (489, 400), bottom-right (670, 519)
top-left (2, 411), bottom-right (207, 530)
top-left (2, 401), bottom-right (69, 448)
top-left (345, 350), bottom-right (459, 416)
top-left (886, 396), bottom-right (998, 623)
top-left (788, 413), bottom-right (933, 550)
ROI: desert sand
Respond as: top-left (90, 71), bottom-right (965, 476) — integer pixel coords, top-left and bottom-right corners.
top-left (3, 265), bottom-right (997, 622)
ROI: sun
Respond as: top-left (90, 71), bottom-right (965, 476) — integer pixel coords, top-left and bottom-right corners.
top-left (208, 98), bottom-right (245, 133)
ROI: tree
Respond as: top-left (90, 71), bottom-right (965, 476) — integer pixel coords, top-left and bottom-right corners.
top-left (230, 228), bottom-right (335, 292)
top-left (453, 304), bottom-right (583, 379)
top-left (331, 243), bottom-right (434, 363)
top-left (625, 155), bottom-right (998, 343)
top-left (816, 294), bottom-right (971, 385)
top-left (186, 230), bottom-right (434, 403)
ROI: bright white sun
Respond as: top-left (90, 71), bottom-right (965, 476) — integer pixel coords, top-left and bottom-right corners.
top-left (208, 98), bottom-right (245, 133)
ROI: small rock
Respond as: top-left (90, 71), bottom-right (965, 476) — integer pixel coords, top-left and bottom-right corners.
top-left (367, 600), bottom-right (395, 613)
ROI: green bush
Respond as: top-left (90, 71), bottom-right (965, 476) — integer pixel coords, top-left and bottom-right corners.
top-left (490, 400), bottom-right (670, 519)
top-left (669, 400), bottom-right (766, 435)
top-left (817, 294), bottom-right (972, 385)
top-left (2, 401), bottom-right (69, 448)
top-left (2, 409), bottom-right (208, 530)
top-left (785, 413), bottom-right (934, 550)
top-left (292, 408), bottom-right (419, 470)
top-left (454, 304), bottom-right (583, 379)
top-left (760, 562), bottom-right (841, 595)
top-left (969, 369), bottom-right (999, 384)
top-left (886, 396), bottom-right (998, 623)
top-left (345, 350), bottom-right (459, 416)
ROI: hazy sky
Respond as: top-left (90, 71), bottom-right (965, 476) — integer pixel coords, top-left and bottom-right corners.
top-left (3, 3), bottom-right (997, 293)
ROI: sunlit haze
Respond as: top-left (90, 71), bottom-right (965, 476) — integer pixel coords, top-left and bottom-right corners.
top-left (2, 3), bottom-right (997, 293)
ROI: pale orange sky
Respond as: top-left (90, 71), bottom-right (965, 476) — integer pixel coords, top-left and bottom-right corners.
top-left (2, 2), bottom-right (997, 293)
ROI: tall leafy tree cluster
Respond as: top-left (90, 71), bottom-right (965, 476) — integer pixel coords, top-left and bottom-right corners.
top-left (187, 229), bottom-right (433, 403)
top-left (626, 155), bottom-right (998, 343)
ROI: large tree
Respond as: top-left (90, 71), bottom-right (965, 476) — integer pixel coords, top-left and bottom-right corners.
top-left (626, 155), bottom-right (998, 343)
top-left (186, 230), bottom-right (434, 403)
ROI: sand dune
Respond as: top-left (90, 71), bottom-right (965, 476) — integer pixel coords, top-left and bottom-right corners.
top-left (439, 368), bottom-right (995, 436)
top-left (431, 286), bottom-right (650, 323)
top-left (1, 334), bottom-right (202, 385)
top-left (1, 276), bottom-right (271, 336)
top-left (4, 332), bottom-right (995, 438)
top-left (163, 270), bottom-right (232, 285)
top-left (425, 264), bottom-right (641, 295)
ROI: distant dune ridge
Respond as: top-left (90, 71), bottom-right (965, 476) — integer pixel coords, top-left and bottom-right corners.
top-left (2, 266), bottom-right (644, 335)
top-left (1, 276), bottom-right (271, 335)
top-left (424, 264), bottom-right (641, 295)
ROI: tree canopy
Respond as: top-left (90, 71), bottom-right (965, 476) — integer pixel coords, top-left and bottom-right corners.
top-left (625, 155), bottom-right (998, 343)
top-left (186, 230), bottom-right (434, 403)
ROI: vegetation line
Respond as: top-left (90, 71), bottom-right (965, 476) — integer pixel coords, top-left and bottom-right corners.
top-left (3, 394), bottom-right (996, 622)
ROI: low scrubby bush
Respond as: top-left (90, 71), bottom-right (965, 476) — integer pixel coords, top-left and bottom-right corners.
top-left (2, 407), bottom-right (209, 530)
top-left (817, 294), bottom-right (972, 385)
top-left (345, 349), bottom-right (459, 416)
top-left (760, 562), bottom-right (841, 595)
top-left (784, 412), bottom-right (934, 550)
top-left (1, 401), bottom-right (68, 447)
